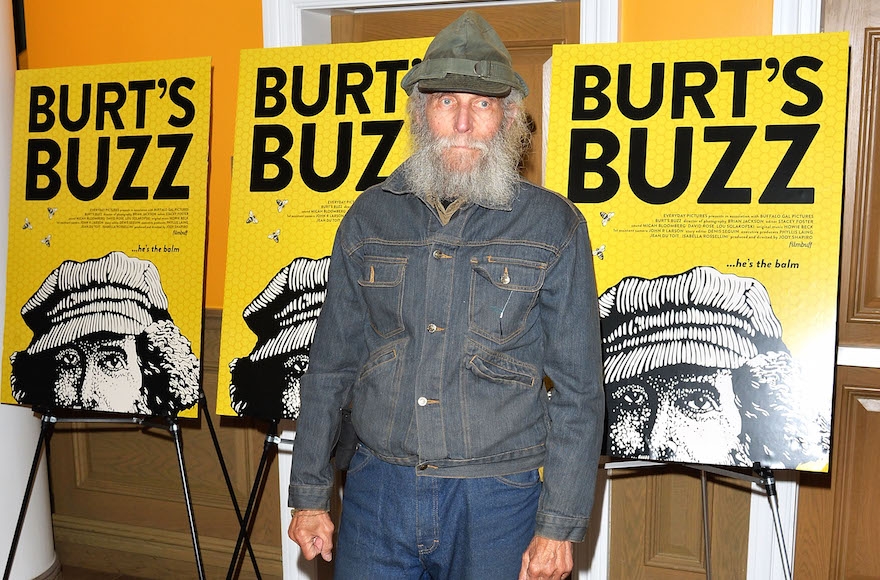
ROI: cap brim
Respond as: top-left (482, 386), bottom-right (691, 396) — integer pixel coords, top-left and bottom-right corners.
top-left (417, 74), bottom-right (512, 97)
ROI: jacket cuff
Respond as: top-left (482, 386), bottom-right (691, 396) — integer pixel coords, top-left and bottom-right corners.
top-left (535, 511), bottom-right (588, 542)
top-left (288, 484), bottom-right (333, 511)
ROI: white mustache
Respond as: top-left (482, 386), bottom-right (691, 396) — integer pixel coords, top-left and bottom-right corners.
top-left (433, 136), bottom-right (490, 153)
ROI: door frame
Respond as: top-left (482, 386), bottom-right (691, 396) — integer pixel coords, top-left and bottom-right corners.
top-left (263, 0), bottom-right (618, 47)
top-left (263, 1), bottom-right (818, 578)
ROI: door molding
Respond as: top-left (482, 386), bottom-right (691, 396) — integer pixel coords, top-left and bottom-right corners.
top-left (262, 0), bottom-right (617, 47)
top-left (773, 0), bottom-right (821, 35)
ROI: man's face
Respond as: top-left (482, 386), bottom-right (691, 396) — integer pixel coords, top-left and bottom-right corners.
top-left (425, 92), bottom-right (504, 171)
top-left (606, 368), bottom-right (743, 464)
top-left (53, 334), bottom-right (146, 413)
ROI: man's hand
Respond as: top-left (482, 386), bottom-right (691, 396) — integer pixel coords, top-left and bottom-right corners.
top-left (519, 536), bottom-right (573, 580)
top-left (288, 510), bottom-right (334, 562)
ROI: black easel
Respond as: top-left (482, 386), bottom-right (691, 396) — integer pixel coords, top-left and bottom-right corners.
top-left (605, 460), bottom-right (793, 580)
top-left (4, 393), bottom-right (265, 580)
top-left (4, 413), bottom-right (57, 580)
top-left (226, 419), bottom-right (286, 580)
top-left (4, 410), bottom-right (206, 580)
top-left (198, 392), bottom-right (262, 579)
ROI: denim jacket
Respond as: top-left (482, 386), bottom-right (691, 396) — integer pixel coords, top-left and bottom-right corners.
top-left (289, 162), bottom-right (604, 542)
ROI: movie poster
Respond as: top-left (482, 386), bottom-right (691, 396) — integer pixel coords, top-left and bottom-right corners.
top-left (218, 39), bottom-right (431, 420)
top-left (1, 58), bottom-right (212, 418)
top-left (546, 33), bottom-right (848, 471)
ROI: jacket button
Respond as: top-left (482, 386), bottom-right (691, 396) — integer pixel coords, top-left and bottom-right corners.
top-left (432, 249), bottom-right (442, 259)
top-left (418, 396), bottom-right (428, 406)
top-left (427, 323), bottom-right (437, 333)
top-left (417, 464), bottom-right (428, 471)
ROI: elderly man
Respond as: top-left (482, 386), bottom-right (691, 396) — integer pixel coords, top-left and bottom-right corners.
top-left (288, 12), bottom-right (604, 579)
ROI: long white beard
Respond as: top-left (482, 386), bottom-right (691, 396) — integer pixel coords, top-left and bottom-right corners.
top-left (405, 103), bottom-right (528, 207)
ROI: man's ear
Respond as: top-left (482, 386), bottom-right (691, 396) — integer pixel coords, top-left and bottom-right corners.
top-left (503, 99), bottom-right (521, 129)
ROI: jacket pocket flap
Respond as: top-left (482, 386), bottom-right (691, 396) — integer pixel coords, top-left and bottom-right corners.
top-left (472, 258), bottom-right (545, 292)
top-left (359, 346), bottom-right (398, 378)
top-left (358, 259), bottom-right (405, 288)
top-left (466, 355), bottom-right (535, 388)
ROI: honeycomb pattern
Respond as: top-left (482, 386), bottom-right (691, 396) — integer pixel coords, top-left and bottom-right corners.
top-left (546, 33), bottom-right (849, 421)
top-left (217, 38), bottom-right (432, 416)
top-left (2, 57), bottom-right (212, 418)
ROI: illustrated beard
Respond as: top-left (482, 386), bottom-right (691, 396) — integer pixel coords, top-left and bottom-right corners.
top-left (405, 93), bottom-right (530, 208)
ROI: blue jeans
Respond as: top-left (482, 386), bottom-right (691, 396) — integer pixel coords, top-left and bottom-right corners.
top-left (334, 446), bottom-right (541, 579)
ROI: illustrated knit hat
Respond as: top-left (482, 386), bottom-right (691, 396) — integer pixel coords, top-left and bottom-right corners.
top-left (229, 256), bottom-right (330, 420)
top-left (21, 252), bottom-right (170, 355)
top-left (598, 267), bottom-right (788, 384)
top-left (400, 10), bottom-right (528, 97)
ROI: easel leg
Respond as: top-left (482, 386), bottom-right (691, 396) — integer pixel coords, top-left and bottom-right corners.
top-left (198, 393), bottom-right (261, 579)
top-left (3, 414), bottom-right (55, 580)
top-left (700, 469), bottom-right (712, 580)
top-left (226, 420), bottom-right (279, 580)
top-left (170, 418), bottom-right (206, 580)
top-left (755, 466), bottom-right (793, 580)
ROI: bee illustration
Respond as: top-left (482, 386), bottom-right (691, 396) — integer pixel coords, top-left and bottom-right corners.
top-left (276, 199), bottom-right (288, 212)
top-left (246, 210), bottom-right (258, 224)
top-left (268, 229), bottom-right (280, 243)
top-left (47, 207), bottom-right (58, 219)
top-left (592, 244), bottom-right (605, 260)
top-left (41, 235), bottom-right (52, 247)
top-left (22, 218), bottom-right (32, 230)
top-left (600, 211), bottom-right (614, 226)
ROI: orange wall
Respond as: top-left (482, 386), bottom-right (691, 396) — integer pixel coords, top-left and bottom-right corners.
top-left (23, 0), bottom-right (263, 309)
top-left (621, 0), bottom-right (772, 41)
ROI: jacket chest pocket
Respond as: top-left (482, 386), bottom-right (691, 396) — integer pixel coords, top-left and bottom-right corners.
top-left (469, 256), bottom-right (546, 344)
top-left (358, 256), bottom-right (406, 338)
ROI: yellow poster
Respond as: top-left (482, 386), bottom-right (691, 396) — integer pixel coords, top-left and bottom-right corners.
top-left (2, 57), bottom-right (211, 418)
top-left (218, 39), bottom-right (431, 419)
top-left (546, 33), bottom-right (848, 471)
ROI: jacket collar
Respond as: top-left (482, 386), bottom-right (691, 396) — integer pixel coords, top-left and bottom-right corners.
top-left (381, 159), bottom-right (515, 212)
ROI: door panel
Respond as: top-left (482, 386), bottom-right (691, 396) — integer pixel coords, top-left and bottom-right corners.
top-left (795, 366), bottom-right (880, 579)
top-left (832, 1), bottom-right (880, 346)
top-left (609, 466), bottom-right (750, 579)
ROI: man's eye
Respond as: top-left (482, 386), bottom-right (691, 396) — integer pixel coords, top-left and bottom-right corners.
top-left (477, 100), bottom-right (490, 108)
top-left (441, 97), bottom-right (453, 106)
top-left (57, 349), bottom-right (80, 368)
top-left (99, 353), bottom-right (126, 372)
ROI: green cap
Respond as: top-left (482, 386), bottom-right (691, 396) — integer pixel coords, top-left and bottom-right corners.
top-left (401, 11), bottom-right (528, 98)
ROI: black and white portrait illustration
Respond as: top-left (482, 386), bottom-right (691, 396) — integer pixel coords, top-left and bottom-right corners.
top-left (599, 266), bottom-right (830, 469)
top-left (10, 252), bottom-right (201, 416)
top-left (229, 256), bottom-right (330, 420)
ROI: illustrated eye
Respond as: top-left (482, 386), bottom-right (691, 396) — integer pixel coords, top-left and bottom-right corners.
top-left (679, 390), bottom-right (721, 414)
top-left (284, 354), bottom-right (310, 375)
top-left (56, 349), bottom-right (80, 369)
top-left (99, 352), bottom-right (127, 372)
top-left (612, 384), bottom-right (647, 409)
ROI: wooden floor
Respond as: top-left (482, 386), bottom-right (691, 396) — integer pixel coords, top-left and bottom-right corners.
top-left (61, 566), bottom-right (152, 580)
